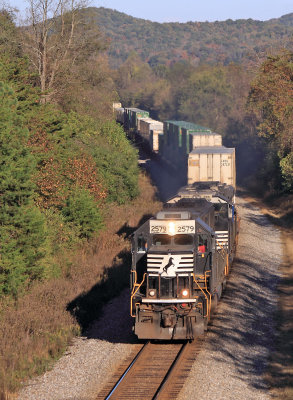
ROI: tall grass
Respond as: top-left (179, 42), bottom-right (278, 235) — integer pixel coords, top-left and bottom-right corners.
top-left (0, 173), bottom-right (161, 398)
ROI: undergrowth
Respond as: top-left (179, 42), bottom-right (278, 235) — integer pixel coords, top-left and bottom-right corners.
top-left (0, 173), bottom-right (161, 398)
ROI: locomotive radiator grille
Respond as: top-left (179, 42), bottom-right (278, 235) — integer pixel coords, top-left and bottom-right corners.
top-left (215, 230), bottom-right (229, 250)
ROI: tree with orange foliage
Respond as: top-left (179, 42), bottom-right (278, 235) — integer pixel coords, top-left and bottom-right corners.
top-left (248, 50), bottom-right (293, 190)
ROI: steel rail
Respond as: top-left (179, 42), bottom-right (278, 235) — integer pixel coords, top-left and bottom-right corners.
top-left (104, 341), bottom-right (150, 400)
top-left (152, 341), bottom-right (189, 400)
top-left (98, 339), bottom-right (202, 400)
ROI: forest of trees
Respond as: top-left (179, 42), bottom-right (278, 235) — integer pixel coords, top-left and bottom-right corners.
top-left (248, 51), bottom-right (293, 191)
top-left (81, 7), bottom-right (292, 193)
top-left (0, 6), bottom-right (139, 298)
top-left (89, 7), bottom-right (293, 67)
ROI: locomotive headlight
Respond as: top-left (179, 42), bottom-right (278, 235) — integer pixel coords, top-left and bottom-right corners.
top-left (182, 289), bottom-right (189, 297)
top-left (148, 289), bottom-right (156, 297)
top-left (168, 221), bottom-right (176, 236)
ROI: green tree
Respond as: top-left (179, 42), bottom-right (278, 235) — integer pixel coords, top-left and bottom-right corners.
top-left (176, 65), bottom-right (232, 132)
top-left (0, 83), bottom-right (47, 296)
top-left (247, 51), bottom-right (293, 191)
top-left (62, 187), bottom-right (103, 239)
top-left (0, 8), bottom-right (21, 58)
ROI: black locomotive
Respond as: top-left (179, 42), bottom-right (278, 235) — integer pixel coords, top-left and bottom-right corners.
top-left (130, 182), bottom-right (238, 340)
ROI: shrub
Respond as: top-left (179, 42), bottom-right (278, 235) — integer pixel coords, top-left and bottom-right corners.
top-left (280, 152), bottom-right (293, 191)
top-left (62, 187), bottom-right (103, 239)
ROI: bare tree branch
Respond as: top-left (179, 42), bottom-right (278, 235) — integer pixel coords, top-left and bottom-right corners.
top-left (23, 0), bottom-right (92, 102)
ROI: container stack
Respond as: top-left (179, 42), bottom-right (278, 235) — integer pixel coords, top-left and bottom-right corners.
top-left (124, 108), bottom-right (150, 131)
top-left (113, 104), bottom-right (236, 188)
top-left (161, 121), bottom-right (222, 168)
top-left (115, 107), bottom-right (125, 124)
top-left (139, 119), bottom-right (164, 151)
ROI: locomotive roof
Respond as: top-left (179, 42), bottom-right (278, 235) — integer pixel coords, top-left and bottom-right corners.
top-left (175, 182), bottom-right (235, 203)
top-left (163, 197), bottom-right (213, 217)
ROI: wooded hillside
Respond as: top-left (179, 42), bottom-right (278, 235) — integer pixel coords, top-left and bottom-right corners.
top-left (1, 4), bottom-right (292, 396)
top-left (0, 7), bottom-right (139, 297)
top-left (84, 7), bottom-right (293, 67)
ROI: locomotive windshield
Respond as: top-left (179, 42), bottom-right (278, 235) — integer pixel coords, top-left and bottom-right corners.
top-left (153, 234), bottom-right (171, 245)
top-left (152, 234), bottom-right (194, 246)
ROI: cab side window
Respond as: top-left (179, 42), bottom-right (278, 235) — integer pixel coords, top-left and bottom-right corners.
top-left (198, 234), bottom-right (208, 253)
top-left (137, 234), bottom-right (148, 252)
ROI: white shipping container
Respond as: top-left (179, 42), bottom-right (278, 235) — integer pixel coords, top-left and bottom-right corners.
top-left (150, 129), bottom-right (163, 152)
top-left (140, 119), bottom-right (163, 140)
top-left (113, 102), bottom-right (122, 110)
top-left (188, 146), bottom-right (236, 188)
top-left (191, 133), bottom-right (222, 149)
top-left (137, 117), bottom-right (153, 134)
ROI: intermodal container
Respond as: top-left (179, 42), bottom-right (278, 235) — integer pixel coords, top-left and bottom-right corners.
top-left (150, 129), bottom-right (164, 152)
top-left (115, 107), bottom-right (125, 124)
top-left (188, 146), bottom-right (236, 188)
top-left (124, 108), bottom-right (149, 131)
top-left (140, 119), bottom-right (163, 140)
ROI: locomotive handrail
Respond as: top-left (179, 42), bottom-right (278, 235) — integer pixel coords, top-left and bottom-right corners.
top-left (130, 271), bottom-right (147, 317)
top-left (192, 273), bottom-right (211, 319)
top-left (203, 271), bottom-right (212, 316)
top-left (236, 216), bottom-right (241, 246)
top-left (216, 240), bottom-right (230, 275)
top-left (216, 240), bottom-right (227, 256)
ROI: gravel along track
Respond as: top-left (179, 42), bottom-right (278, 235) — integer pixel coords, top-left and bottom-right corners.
top-left (17, 290), bottom-right (136, 400)
top-left (178, 195), bottom-right (282, 400)
top-left (18, 195), bottom-right (282, 400)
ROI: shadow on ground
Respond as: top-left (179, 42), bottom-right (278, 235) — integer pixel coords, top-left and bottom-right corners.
top-left (66, 248), bottom-right (133, 338)
top-left (67, 151), bottom-right (187, 344)
top-left (66, 214), bottom-right (155, 344)
top-left (205, 202), bottom-right (284, 394)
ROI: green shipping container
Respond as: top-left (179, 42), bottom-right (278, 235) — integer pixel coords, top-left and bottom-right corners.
top-left (124, 108), bottom-right (149, 131)
top-left (163, 121), bottom-right (213, 165)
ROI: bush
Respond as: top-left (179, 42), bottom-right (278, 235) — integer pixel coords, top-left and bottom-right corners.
top-left (62, 187), bottom-right (103, 239)
top-left (93, 121), bottom-right (139, 204)
top-left (280, 152), bottom-right (293, 191)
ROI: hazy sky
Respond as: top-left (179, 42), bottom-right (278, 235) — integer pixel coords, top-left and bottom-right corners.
top-left (6, 0), bottom-right (293, 22)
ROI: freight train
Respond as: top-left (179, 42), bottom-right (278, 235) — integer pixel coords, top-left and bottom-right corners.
top-left (114, 105), bottom-right (238, 340)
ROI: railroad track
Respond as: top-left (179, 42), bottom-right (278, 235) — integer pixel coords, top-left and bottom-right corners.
top-left (96, 339), bottom-right (203, 400)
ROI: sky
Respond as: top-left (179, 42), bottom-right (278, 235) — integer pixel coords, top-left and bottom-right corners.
top-left (6, 0), bottom-right (293, 23)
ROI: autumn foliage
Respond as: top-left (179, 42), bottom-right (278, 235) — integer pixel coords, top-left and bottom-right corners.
top-left (0, 11), bottom-right (139, 298)
top-left (248, 51), bottom-right (293, 191)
